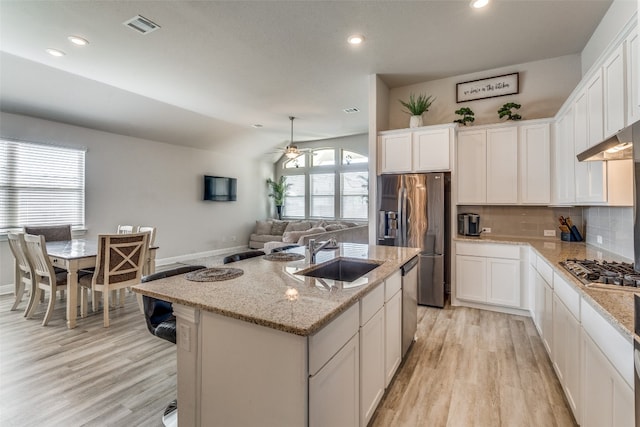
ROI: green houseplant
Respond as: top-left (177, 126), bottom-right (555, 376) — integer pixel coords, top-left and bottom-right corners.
top-left (498, 102), bottom-right (522, 121)
top-left (399, 93), bottom-right (435, 128)
top-left (454, 107), bottom-right (475, 126)
top-left (267, 176), bottom-right (291, 219)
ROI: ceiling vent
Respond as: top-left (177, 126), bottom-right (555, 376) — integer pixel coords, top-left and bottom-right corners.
top-left (343, 107), bottom-right (360, 114)
top-left (123, 15), bottom-right (161, 35)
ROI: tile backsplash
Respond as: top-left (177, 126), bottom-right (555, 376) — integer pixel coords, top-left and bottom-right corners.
top-left (457, 206), bottom-right (583, 239)
top-left (456, 205), bottom-right (633, 261)
top-left (583, 206), bottom-right (633, 260)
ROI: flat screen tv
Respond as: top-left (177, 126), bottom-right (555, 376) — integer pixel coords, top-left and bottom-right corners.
top-left (203, 175), bottom-right (237, 201)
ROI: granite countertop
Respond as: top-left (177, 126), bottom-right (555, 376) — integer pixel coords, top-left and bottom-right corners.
top-left (455, 235), bottom-right (635, 341)
top-left (133, 243), bottom-right (420, 337)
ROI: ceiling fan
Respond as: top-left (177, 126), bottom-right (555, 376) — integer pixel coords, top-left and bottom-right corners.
top-left (276, 116), bottom-right (316, 159)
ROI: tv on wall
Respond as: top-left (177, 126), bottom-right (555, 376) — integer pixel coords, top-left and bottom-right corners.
top-left (203, 175), bottom-right (237, 201)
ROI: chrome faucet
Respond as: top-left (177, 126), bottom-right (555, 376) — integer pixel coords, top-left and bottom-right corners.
top-left (308, 239), bottom-right (331, 264)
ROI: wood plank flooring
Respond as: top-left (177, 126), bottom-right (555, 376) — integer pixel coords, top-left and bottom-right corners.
top-left (0, 290), bottom-right (576, 426)
top-left (371, 305), bottom-right (577, 427)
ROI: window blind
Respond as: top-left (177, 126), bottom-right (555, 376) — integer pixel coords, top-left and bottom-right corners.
top-left (0, 139), bottom-right (85, 232)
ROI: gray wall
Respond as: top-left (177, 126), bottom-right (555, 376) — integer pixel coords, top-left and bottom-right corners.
top-left (0, 112), bottom-right (272, 286)
top-left (386, 54), bottom-right (582, 130)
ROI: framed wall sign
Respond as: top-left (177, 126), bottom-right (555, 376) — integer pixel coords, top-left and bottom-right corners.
top-left (456, 72), bottom-right (519, 103)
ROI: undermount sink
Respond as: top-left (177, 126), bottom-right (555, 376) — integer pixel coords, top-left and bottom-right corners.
top-left (298, 258), bottom-right (382, 282)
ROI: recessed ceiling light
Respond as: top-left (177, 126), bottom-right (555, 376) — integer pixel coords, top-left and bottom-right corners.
top-left (347, 34), bottom-right (365, 45)
top-left (470, 0), bottom-right (489, 9)
top-left (68, 36), bottom-right (89, 46)
top-left (46, 48), bottom-right (66, 57)
top-left (252, 124), bottom-right (263, 128)
top-left (343, 107), bottom-right (360, 114)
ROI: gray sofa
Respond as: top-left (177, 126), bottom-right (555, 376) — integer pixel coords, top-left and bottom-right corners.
top-left (249, 219), bottom-right (368, 249)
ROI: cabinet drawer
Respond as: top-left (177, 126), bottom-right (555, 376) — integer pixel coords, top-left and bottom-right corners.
top-left (309, 303), bottom-right (359, 376)
top-left (553, 272), bottom-right (580, 319)
top-left (384, 270), bottom-right (402, 301)
top-left (361, 283), bottom-right (384, 326)
top-left (456, 242), bottom-right (520, 259)
top-left (581, 299), bottom-right (633, 387)
top-left (536, 255), bottom-right (554, 286)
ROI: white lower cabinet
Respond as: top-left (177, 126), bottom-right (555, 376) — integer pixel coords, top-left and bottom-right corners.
top-left (360, 308), bottom-right (385, 426)
top-left (384, 289), bottom-right (402, 387)
top-left (455, 242), bottom-right (522, 309)
top-left (582, 330), bottom-right (634, 427)
top-left (359, 283), bottom-right (385, 427)
top-left (309, 333), bottom-right (360, 427)
top-left (532, 268), bottom-right (553, 355)
top-left (551, 274), bottom-right (581, 423)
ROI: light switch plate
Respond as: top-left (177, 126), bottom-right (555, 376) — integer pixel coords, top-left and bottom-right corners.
top-left (597, 235), bottom-right (603, 244)
top-left (543, 230), bottom-right (556, 237)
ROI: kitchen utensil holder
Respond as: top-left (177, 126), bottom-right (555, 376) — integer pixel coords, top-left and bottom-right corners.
top-left (561, 226), bottom-right (583, 242)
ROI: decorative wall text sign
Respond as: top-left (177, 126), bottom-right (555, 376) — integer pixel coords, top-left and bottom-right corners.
top-left (456, 72), bottom-right (519, 103)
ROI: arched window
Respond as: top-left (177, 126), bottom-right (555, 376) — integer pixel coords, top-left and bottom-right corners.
top-left (279, 147), bottom-right (368, 220)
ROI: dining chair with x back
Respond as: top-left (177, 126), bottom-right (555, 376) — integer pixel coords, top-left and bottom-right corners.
top-left (117, 225), bottom-right (134, 234)
top-left (79, 232), bottom-right (149, 327)
top-left (23, 224), bottom-right (72, 242)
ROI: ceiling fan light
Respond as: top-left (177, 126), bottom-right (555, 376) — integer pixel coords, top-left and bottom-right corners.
top-left (285, 151), bottom-right (299, 159)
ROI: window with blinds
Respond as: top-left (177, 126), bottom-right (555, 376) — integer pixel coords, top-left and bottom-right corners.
top-left (0, 139), bottom-right (86, 232)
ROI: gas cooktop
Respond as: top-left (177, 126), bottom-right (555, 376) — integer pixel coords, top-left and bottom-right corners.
top-left (560, 259), bottom-right (640, 292)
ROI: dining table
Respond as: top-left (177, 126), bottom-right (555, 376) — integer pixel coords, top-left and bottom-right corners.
top-left (46, 238), bottom-right (158, 329)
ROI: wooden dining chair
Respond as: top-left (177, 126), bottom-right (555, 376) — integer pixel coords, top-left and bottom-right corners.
top-left (7, 233), bottom-right (35, 314)
top-left (22, 233), bottom-right (69, 326)
top-left (136, 226), bottom-right (156, 246)
top-left (79, 232), bottom-right (149, 327)
top-left (117, 225), bottom-right (134, 234)
top-left (23, 224), bottom-right (72, 242)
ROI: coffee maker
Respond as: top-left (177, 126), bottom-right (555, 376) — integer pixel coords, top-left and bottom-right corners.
top-left (458, 213), bottom-right (481, 236)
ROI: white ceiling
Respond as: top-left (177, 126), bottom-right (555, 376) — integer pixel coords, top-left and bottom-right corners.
top-left (0, 0), bottom-right (612, 158)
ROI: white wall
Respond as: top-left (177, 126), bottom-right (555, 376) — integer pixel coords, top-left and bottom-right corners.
top-left (581, 0), bottom-right (638, 76)
top-left (1, 112), bottom-right (272, 286)
top-left (386, 54), bottom-right (581, 130)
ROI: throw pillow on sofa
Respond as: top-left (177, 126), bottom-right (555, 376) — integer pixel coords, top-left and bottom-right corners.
top-left (325, 224), bottom-right (348, 232)
top-left (285, 221), bottom-right (312, 232)
top-left (270, 220), bottom-right (289, 236)
top-left (255, 220), bottom-right (273, 235)
top-left (282, 227), bottom-right (326, 243)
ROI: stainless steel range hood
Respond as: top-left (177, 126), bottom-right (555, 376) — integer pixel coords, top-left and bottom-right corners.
top-left (577, 126), bottom-right (633, 161)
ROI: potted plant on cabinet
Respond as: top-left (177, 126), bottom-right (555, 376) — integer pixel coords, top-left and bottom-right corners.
top-left (399, 93), bottom-right (435, 128)
top-left (498, 102), bottom-right (522, 121)
top-left (454, 107), bottom-right (475, 126)
top-left (267, 176), bottom-right (290, 219)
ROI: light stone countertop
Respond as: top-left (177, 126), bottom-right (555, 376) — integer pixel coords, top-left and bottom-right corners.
top-left (455, 235), bottom-right (635, 341)
top-left (133, 243), bottom-right (420, 336)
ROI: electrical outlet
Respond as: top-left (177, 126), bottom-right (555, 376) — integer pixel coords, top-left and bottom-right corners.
top-left (597, 235), bottom-right (603, 244)
top-left (543, 230), bottom-right (556, 237)
top-left (482, 227), bottom-right (491, 233)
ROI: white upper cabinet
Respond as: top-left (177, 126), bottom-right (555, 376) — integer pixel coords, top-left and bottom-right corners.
top-left (587, 70), bottom-right (604, 147)
top-left (553, 107), bottom-right (576, 205)
top-left (457, 129), bottom-right (487, 204)
top-left (626, 26), bottom-right (639, 124)
top-left (486, 127), bottom-right (518, 204)
top-left (603, 44), bottom-right (626, 137)
top-left (519, 123), bottom-right (551, 204)
top-left (412, 127), bottom-right (452, 172)
top-left (379, 132), bottom-right (412, 173)
top-left (457, 120), bottom-right (550, 205)
top-left (378, 125), bottom-right (454, 174)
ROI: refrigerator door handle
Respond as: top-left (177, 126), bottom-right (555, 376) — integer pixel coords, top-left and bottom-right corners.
top-left (402, 187), bottom-right (408, 245)
top-left (397, 186), bottom-right (403, 246)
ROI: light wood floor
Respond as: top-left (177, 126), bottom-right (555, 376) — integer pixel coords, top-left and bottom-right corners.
top-left (0, 292), bottom-right (576, 427)
top-left (371, 305), bottom-right (577, 427)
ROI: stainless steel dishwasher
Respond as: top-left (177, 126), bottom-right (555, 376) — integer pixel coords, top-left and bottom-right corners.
top-left (402, 256), bottom-right (418, 357)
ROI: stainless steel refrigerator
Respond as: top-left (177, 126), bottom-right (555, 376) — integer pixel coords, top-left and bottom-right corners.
top-left (377, 173), bottom-right (450, 308)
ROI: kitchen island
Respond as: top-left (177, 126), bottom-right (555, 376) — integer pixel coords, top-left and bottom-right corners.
top-left (133, 243), bottom-right (420, 427)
